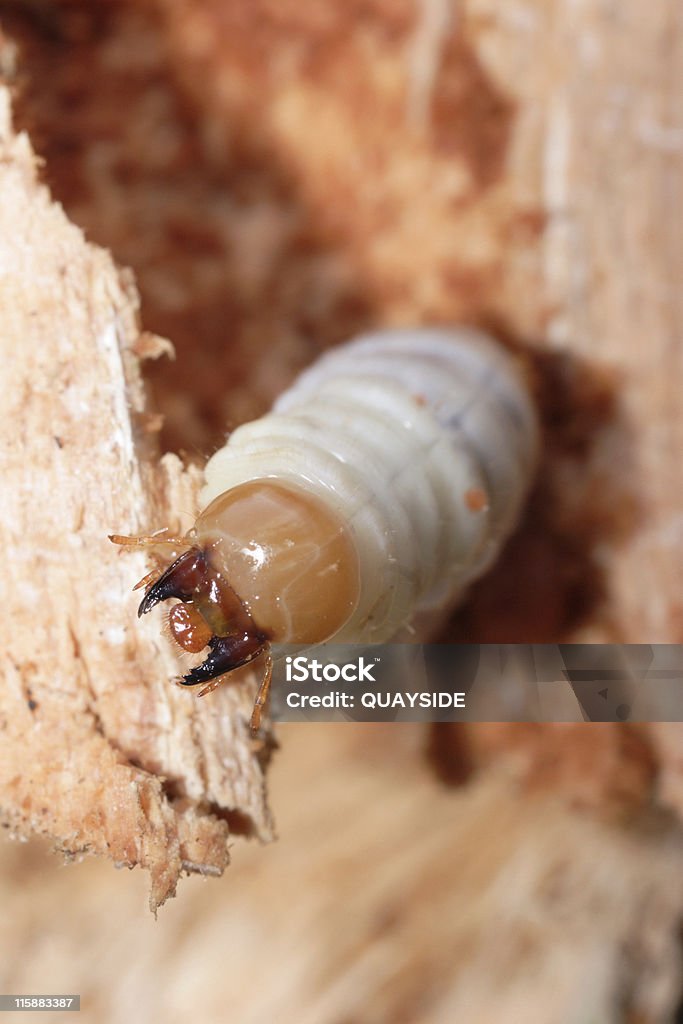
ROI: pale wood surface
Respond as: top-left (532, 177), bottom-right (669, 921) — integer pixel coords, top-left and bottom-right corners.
top-left (2, 726), bottom-right (683, 1024)
top-left (478, 0), bottom-right (683, 642)
top-left (0, 86), bottom-right (272, 912)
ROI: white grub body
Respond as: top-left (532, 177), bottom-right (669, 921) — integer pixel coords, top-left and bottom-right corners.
top-left (200, 328), bottom-right (539, 643)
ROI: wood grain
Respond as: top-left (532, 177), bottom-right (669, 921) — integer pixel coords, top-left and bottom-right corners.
top-left (0, 83), bottom-right (272, 911)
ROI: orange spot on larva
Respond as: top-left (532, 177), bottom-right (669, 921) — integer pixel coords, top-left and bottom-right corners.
top-left (413, 393), bottom-right (427, 406)
top-left (464, 487), bottom-right (488, 512)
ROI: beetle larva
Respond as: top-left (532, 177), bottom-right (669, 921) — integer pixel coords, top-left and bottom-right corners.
top-left (113, 327), bottom-right (539, 729)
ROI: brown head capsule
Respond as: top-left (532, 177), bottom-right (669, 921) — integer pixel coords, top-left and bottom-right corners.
top-left (124, 479), bottom-right (361, 730)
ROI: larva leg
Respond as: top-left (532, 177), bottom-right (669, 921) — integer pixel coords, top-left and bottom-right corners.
top-left (108, 529), bottom-right (188, 548)
top-left (132, 566), bottom-right (164, 593)
top-left (250, 649), bottom-right (274, 732)
top-left (133, 561), bottom-right (180, 593)
top-left (109, 530), bottom-right (193, 595)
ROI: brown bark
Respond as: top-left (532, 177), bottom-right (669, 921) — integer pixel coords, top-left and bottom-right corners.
top-left (0, 83), bottom-right (272, 912)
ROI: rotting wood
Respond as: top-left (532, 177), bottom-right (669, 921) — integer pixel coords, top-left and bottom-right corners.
top-left (0, 82), bottom-right (272, 912)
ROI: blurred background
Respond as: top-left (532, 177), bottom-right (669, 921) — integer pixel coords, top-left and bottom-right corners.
top-left (1, 1), bottom-right (682, 1021)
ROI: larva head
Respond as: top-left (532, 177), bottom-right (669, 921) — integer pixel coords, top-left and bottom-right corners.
top-left (135, 480), bottom-right (360, 699)
top-left (192, 479), bottom-right (360, 644)
top-left (137, 543), bottom-right (271, 695)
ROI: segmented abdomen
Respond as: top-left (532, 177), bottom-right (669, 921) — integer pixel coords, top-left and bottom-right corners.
top-left (201, 328), bottom-right (539, 642)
